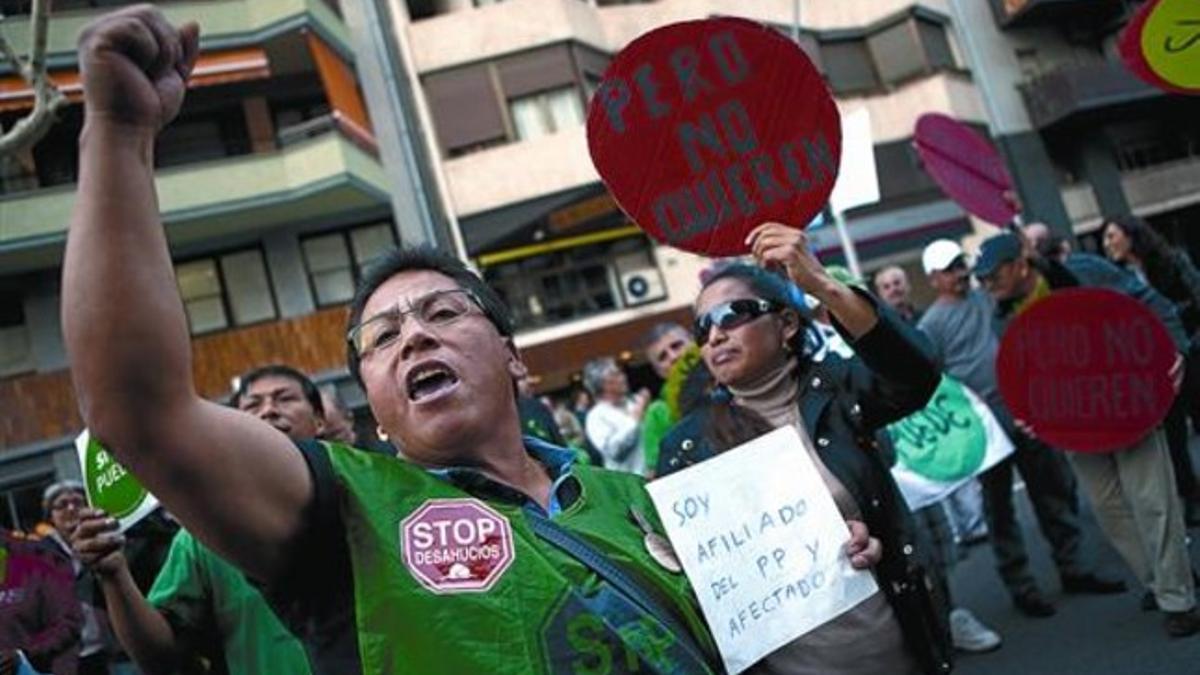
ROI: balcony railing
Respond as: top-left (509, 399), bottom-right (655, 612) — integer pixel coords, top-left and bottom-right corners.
top-left (1019, 59), bottom-right (1164, 129)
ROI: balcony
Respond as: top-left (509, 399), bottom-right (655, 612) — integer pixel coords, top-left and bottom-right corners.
top-left (1019, 59), bottom-right (1164, 129)
top-left (444, 124), bottom-right (597, 218)
top-left (0, 0), bottom-right (351, 60)
top-left (0, 124), bottom-right (389, 273)
top-left (1062, 157), bottom-right (1200, 232)
top-left (406, 0), bottom-right (801, 74)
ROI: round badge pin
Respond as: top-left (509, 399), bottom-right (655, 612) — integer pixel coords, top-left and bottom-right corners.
top-left (644, 532), bottom-right (683, 574)
top-left (630, 507), bottom-right (682, 573)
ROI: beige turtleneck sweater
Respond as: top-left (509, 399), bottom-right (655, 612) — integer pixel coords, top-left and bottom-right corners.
top-left (730, 358), bottom-right (917, 675)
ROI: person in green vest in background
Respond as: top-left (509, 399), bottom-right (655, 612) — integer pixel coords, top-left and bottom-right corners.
top-left (637, 323), bottom-right (697, 478)
top-left (70, 366), bottom-right (323, 675)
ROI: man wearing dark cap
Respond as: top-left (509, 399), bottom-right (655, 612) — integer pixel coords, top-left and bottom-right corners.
top-left (977, 231), bottom-right (1199, 638)
top-left (917, 239), bottom-right (1123, 621)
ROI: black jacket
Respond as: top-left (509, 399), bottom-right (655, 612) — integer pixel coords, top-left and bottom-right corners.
top-left (657, 295), bottom-right (951, 674)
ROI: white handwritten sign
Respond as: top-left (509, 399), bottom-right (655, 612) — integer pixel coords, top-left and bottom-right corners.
top-left (646, 426), bottom-right (878, 674)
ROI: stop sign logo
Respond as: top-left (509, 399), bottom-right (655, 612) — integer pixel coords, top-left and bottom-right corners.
top-left (401, 499), bottom-right (516, 594)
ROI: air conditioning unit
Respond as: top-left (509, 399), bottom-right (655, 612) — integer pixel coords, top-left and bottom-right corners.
top-left (619, 267), bottom-right (667, 307)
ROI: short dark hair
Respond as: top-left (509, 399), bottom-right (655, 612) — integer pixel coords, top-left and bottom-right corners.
top-left (638, 322), bottom-right (688, 353)
top-left (346, 247), bottom-right (515, 386)
top-left (232, 364), bottom-right (324, 418)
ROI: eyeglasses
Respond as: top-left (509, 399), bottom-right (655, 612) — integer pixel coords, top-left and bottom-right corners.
top-left (693, 298), bottom-right (782, 346)
top-left (348, 289), bottom-right (482, 359)
top-left (51, 497), bottom-right (86, 511)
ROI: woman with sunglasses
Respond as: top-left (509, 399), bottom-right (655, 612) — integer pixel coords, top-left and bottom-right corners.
top-left (657, 223), bottom-right (948, 675)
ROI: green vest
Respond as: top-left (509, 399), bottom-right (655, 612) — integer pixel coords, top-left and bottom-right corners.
top-left (320, 442), bottom-right (718, 674)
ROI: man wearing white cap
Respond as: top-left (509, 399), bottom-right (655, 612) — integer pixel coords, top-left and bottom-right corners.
top-left (917, 240), bottom-right (1125, 619)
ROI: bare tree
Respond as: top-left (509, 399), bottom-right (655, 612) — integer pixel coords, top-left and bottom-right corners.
top-left (0, 0), bottom-right (67, 156)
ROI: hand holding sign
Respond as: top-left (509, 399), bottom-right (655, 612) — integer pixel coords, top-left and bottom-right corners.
top-left (70, 508), bottom-right (128, 578)
top-left (587, 18), bottom-right (840, 257)
top-left (646, 426), bottom-right (877, 674)
top-left (996, 288), bottom-right (1178, 452)
top-left (746, 223), bottom-right (830, 294)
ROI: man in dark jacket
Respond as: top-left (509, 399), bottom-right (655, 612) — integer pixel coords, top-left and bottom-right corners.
top-left (919, 239), bottom-right (1124, 619)
top-left (977, 232), bottom-right (1199, 638)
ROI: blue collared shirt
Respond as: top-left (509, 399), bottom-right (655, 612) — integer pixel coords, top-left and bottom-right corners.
top-left (427, 437), bottom-right (580, 516)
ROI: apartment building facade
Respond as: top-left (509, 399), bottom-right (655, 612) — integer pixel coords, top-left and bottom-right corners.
top-left (0, 0), bottom-right (439, 529)
top-left (2, 0), bottom-right (1033, 526)
top-left (389, 0), bottom-right (992, 390)
top-left (951, 0), bottom-right (1200, 253)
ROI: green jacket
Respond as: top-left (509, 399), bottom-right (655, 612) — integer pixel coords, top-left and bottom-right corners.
top-left (149, 530), bottom-right (312, 675)
top-left (320, 439), bottom-right (718, 674)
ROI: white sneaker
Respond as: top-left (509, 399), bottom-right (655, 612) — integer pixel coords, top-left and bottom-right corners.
top-left (950, 607), bottom-right (1002, 653)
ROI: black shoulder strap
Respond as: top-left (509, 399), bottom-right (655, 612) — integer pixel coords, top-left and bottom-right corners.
top-left (523, 509), bottom-right (718, 672)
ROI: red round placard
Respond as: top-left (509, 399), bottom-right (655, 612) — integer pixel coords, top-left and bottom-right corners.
top-left (586, 18), bottom-right (840, 257)
top-left (1118, 0), bottom-right (1200, 96)
top-left (914, 113), bottom-right (1016, 226)
top-left (996, 288), bottom-right (1178, 453)
top-left (1118, 0), bottom-right (1173, 92)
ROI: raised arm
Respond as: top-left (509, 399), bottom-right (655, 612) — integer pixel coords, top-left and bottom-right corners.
top-left (745, 222), bottom-right (939, 426)
top-left (62, 6), bottom-right (311, 583)
top-left (72, 510), bottom-right (183, 675)
top-left (746, 223), bottom-right (879, 337)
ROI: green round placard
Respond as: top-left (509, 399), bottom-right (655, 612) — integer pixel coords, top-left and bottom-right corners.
top-left (84, 437), bottom-right (147, 519)
top-left (888, 377), bottom-right (987, 482)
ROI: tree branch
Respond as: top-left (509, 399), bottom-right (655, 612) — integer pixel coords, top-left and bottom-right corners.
top-left (0, 0), bottom-right (68, 156)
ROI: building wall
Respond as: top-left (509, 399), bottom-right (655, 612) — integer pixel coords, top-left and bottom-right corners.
top-left (946, 0), bottom-right (1200, 240)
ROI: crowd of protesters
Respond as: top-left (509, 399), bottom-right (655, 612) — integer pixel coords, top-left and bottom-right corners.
top-left (2, 5), bottom-right (1199, 675)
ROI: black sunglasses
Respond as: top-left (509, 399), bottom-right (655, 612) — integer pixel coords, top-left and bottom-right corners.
top-left (693, 299), bottom-right (782, 346)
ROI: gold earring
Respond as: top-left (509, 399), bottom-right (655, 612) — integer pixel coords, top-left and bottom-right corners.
top-left (376, 425), bottom-right (388, 441)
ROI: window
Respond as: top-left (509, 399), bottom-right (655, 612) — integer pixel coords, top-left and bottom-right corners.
top-left (302, 223), bottom-right (397, 306)
top-left (483, 236), bottom-right (657, 330)
top-left (177, 259), bottom-right (228, 334)
top-left (155, 105), bottom-right (252, 169)
top-left (303, 235), bottom-right (356, 306)
top-left (220, 251), bottom-right (277, 326)
top-left (822, 41), bottom-right (879, 94)
top-left (918, 19), bottom-right (957, 70)
top-left (509, 87), bottom-right (584, 142)
top-left (0, 473), bottom-right (54, 533)
top-left (0, 149), bottom-right (37, 195)
top-left (0, 295), bottom-right (31, 377)
top-left (175, 249), bottom-right (277, 335)
top-left (868, 22), bottom-right (925, 85)
top-left (816, 17), bottom-right (959, 95)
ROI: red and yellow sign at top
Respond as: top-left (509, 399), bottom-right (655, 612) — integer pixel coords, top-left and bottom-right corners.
top-left (1119, 0), bottom-right (1200, 95)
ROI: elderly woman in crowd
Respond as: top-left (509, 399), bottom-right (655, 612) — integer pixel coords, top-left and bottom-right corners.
top-left (582, 357), bottom-right (651, 475)
top-left (657, 223), bottom-right (949, 675)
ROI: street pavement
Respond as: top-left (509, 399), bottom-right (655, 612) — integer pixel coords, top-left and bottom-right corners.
top-left (950, 442), bottom-right (1200, 675)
